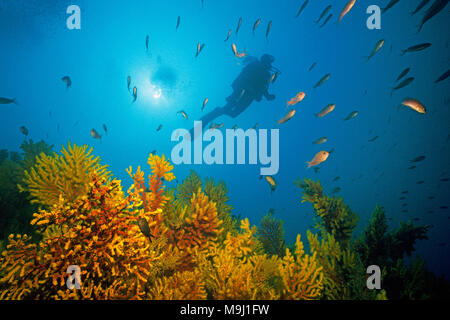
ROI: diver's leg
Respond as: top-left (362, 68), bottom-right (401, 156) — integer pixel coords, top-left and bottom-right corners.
top-left (225, 96), bottom-right (253, 118)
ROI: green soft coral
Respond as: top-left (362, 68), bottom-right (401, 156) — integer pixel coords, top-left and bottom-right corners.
top-left (294, 178), bottom-right (358, 246)
top-left (0, 140), bottom-right (54, 243)
top-left (257, 209), bottom-right (286, 257)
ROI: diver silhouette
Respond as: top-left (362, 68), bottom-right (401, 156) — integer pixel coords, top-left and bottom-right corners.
top-left (190, 54), bottom-right (278, 139)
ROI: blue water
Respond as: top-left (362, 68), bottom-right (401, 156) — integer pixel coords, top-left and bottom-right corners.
top-left (0, 0), bottom-right (449, 279)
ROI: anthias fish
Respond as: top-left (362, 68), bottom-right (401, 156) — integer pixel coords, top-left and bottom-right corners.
top-left (195, 42), bottom-right (205, 58)
top-left (176, 16), bottom-right (181, 30)
top-left (366, 39), bottom-right (385, 61)
top-left (391, 77), bottom-right (414, 96)
top-left (320, 14), bottom-right (332, 28)
top-left (265, 176), bottom-right (276, 192)
top-left (0, 97), bottom-right (17, 104)
top-left (400, 43), bottom-right (431, 55)
top-left (253, 18), bottom-right (261, 35)
top-left (145, 35), bottom-right (149, 52)
top-left (313, 73), bottom-right (331, 88)
top-left (315, 5), bottom-right (332, 24)
top-left (209, 122), bottom-right (224, 130)
top-left (316, 104), bottom-right (335, 117)
top-left (344, 111), bottom-right (359, 121)
top-left (20, 126), bottom-right (28, 136)
top-left (309, 62), bottom-right (317, 71)
top-left (202, 97), bottom-right (208, 111)
top-left (62, 76), bottom-right (72, 88)
top-left (178, 110), bottom-right (189, 119)
top-left (435, 69), bottom-right (450, 83)
top-left (382, 0), bottom-right (400, 14)
top-left (418, 0), bottom-right (449, 33)
top-left (296, 0), bottom-right (309, 18)
top-left (224, 29), bottom-right (232, 42)
top-left (132, 86), bottom-right (137, 102)
top-left (286, 92), bottom-right (305, 106)
top-left (402, 98), bottom-right (426, 114)
top-left (90, 129), bottom-right (102, 140)
top-left (338, 0), bottom-right (356, 23)
top-left (307, 151), bottom-right (329, 168)
top-left (277, 109), bottom-right (296, 124)
top-left (332, 187), bottom-right (341, 194)
top-left (231, 43), bottom-right (246, 58)
top-left (313, 137), bottom-right (327, 145)
top-left (137, 218), bottom-right (153, 240)
top-left (127, 76), bottom-right (131, 91)
top-left (410, 155), bottom-right (426, 162)
top-left (266, 21), bottom-right (272, 39)
top-left (103, 124), bottom-right (107, 134)
top-left (235, 17), bottom-right (242, 34)
top-left (156, 124), bottom-right (163, 132)
top-left (270, 72), bottom-right (279, 84)
top-left (411, 0), bottom-right (432, 15)
top-left (396, 67), bottom-right (410, 82)
top-left (368, 136), bottom-right (379, 142)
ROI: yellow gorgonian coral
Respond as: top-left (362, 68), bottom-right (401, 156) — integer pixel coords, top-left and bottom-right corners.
top-left (149, 269), bottom-right (207, 300)
top-left (0, 176), bottom-right (170, 300)
top-left (147, 153), bottom-right (175, 182)
top-left (19, 142), bottom-right (110, 206)
top-left (127, 153), bottom-right (175, 215)
top-left (195, 219), bottom-right (279, 300)
top-left (279, 234), bottom-right (324, 300)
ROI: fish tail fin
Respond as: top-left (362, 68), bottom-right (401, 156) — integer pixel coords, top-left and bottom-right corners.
top-left (390, 89), bottom-right (394, 97)
top-left (416, 23), bottom-right (423, 34)
top-left (12, 98), bottom-right (18, 105)
top-left (306, 161), bottom-right (312, 169)
top-left (400, 50), bottom-right (406, 56)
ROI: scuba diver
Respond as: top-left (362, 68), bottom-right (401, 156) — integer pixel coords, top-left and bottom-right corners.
top-left (190, 54), bottom-right (278, 139)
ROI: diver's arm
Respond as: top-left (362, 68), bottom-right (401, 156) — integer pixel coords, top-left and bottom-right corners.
top-left (263, 90), bottom-right (275, 101)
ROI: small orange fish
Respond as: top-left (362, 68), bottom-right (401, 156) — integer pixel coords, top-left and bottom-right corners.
top-left (338, 0), bottom-right (357, 23)
top-left (401, 98), bottom-right (426, 114)
top-left (231, 43), bottom-right (247, 58)
top-left (90, 129), bottom-right (102, 140)
top-left (287, 92), bottom-right (305, 107)
top-left (277, 109), bottom-right (296, 124)
top-left (196, 42), bottom-right (205, 58)
top-left (306, 151), bottom-right (329, 168)
top-left (265, 176), bottom-right (276, 192)
top-left (316, 104), bottom-right (335, 117)
top-left (177, 110), bottom-right (189, 119)
top-left (202, 97), bottom-right (208, 111)
top-left (132, 86), bottom-right (137, 103)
